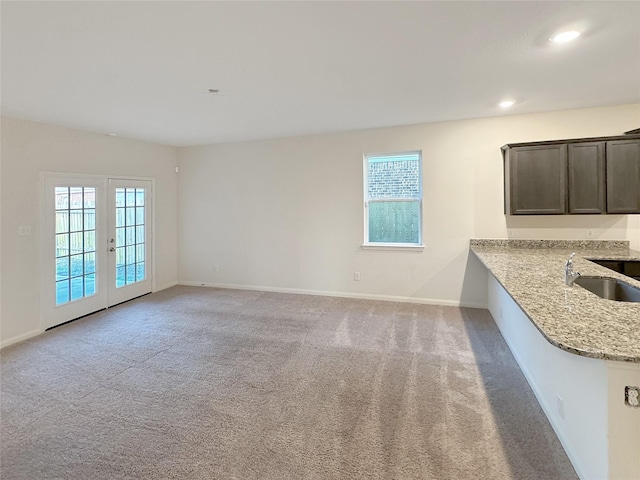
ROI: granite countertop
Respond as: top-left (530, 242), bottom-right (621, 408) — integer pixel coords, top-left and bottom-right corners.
top-left (470, 240), bottom-right (640, 363)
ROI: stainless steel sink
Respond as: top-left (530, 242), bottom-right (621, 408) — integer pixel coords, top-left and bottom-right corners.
top-left (574, 276), bottom-right (640, 302)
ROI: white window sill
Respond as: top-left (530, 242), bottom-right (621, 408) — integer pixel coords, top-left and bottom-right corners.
top-left (361, 243), bottom-right (425, 252)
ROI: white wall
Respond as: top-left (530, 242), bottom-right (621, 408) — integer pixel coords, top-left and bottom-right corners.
top-left (2, 105), bottom-right (638, 346)
top-left (178, 104), bottom-right (640, 305)
top-left (0, 117), bottom-right (179, 346)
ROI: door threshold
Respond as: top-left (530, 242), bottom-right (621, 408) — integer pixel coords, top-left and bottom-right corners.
top-left (45, 308), bottom-right (107, 331)
top-left (107, 291), bottom-right (152, 309)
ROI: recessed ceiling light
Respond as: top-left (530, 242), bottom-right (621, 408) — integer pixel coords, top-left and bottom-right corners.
top-left (550, 30), bottom-right (580, 44)
top-left (499, 100), bottom-right (515, 108)
top-left (106, 132), bottom-right (117, 137)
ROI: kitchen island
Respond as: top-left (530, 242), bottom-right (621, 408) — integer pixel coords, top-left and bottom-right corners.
top-left (471, 239), bottom-right (640, 362)
top-left (471, 240), bottom-right (640, 480)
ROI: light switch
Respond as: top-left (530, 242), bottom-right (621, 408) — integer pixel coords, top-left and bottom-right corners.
top-left (18, 225), bottom-right (32, 236)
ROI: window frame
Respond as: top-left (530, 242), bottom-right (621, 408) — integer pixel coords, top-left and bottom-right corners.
top-left (362, 150), bottom-right (424, 250)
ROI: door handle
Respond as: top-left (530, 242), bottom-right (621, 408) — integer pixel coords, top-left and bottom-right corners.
top-left (109, 247), bottom-right (116, 252)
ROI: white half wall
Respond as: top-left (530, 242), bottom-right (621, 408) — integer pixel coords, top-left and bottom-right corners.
top-left (178, 104), bottom-right (640, 303)
top-left (487, 272), bottom-right (608, 480)
top-left (607, 362), bottom-right (640, 480)
top-left (487, 272), bottom-right (640, 480)
top-left (0, 117), bottom-right (179, 347)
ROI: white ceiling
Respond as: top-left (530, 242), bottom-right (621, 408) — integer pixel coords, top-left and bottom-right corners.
top-left (2, 1), bottom-right (639, 147)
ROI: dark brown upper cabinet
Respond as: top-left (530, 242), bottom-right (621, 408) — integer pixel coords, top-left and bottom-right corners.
top-left (568, 142), bottom-right (605, 214)
top-left (505, 144), bottom-right (567, 215)
top-left (502, 134), bottom-right (640, 215)
top-left (606, 139), bottom-right (640, 214)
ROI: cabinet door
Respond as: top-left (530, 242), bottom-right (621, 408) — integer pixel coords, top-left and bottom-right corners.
top-left (568, 142), bottom-right (605, 214)
top-left (606, 140), bottom-right (640, 214)
top-left (623, 261), bottom-right (640, 280)
top-left (510, 145), bottom-right (567, 214)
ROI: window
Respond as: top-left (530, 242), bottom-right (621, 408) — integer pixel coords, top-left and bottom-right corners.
top-left (364, 151), bottom-right (422, 247)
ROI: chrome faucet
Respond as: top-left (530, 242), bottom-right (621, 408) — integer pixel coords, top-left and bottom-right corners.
top-left (564, 252), bottom-right (581, 286)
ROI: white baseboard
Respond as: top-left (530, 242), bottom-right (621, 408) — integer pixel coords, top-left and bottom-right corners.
top-left (178, 280), bottom-right (487, 309)
top-left (0, 283), bottom-right (485, 350)
top-left (2, 281), bottom-right (179, 349)
top-left (0, 328), bottom-right (43, 350)
top-left (154, 280), bottom-right (178, 292)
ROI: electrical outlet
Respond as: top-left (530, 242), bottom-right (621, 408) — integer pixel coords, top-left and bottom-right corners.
top-left (557, 394), bottom-right (564, 419)
top-left (507, 229), bottom-right (514, 239)
top-left (212, 265), bottom-right (219, 273)
top-left (18, 225), bottom-right (32, 236)
top-left (625, 386), bottom-right (639, 407)
top-left (353, 272), bottom-right (361, 281)
top-left (586, 229), bottom-right (594, 239)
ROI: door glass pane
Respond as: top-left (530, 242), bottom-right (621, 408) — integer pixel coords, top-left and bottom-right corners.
top-left (71, 276), bottom-right (84, 301)
top-left (56, 234), bottom-right (69, 257)
top-left (84, 252), bottom-right (95, 274)
top-left (125, 245), bottom-right (135, 265)
top-left (69, 210), bottom-right (83, 232)
top-left (126, 207), bottom-right (135, 225)
top-left (70, 187), bottom-right (83, 209)
top-left (114, 187), bottom-right (146, 287)
top-left (56, 211), bottom-right (69, 233)
top-left (116, 189), bottom-right (125, 207)
top-left (55, 187), bottom-right (98, 305)
top-left (55, 187), bottom-right (69, 209)
top-left (70, 254), bottom-right (83, 277)
top-left (56, 257), bottom-right (69, 280)
top-left (116, 266), bottom-right (125, 287)
top-left (70, 232), bottom-right (83, 254)
top-left (116, 207), bottom-right (125, 228)
top-left (85, 274), bottom-right (96, 296)
top-left (125, 226), bottom-right (135, 245)
top-left (84, 231), bottom-right (96, 252)
top-left (126, 188), bottom-right (135, 207)
top-left (56, 280), bottom-right (70, 304)
top-left (116, 227), bottom-right (125, 247)
top-left (116, 247), bottom-right (125, 265)
top-left (84, 209), bottom-right (95, 230)
top-left (126, 265), bottom-right (136, 283)
top-left (84, 189), bottom-right (95, 208)
top-left (136, 262), bottom-right (145, 281)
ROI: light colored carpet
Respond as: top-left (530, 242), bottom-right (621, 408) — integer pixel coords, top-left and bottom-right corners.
top-left (1, 286), bottom-right (577, 479)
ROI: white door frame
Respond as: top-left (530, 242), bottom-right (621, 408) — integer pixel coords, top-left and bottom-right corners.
top-left (39, 172), bottom-right (156, 330)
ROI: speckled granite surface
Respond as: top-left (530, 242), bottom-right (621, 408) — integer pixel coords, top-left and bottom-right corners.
top-left (470, 239), bottom-right (630, 250)
top-left (470, 239), bottom-right (640, 363)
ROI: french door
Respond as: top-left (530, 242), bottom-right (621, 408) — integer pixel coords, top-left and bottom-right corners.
top-left (107, 179), bottom-right (152, 306)
top-left (43, 175), bottom-right (152, 329)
